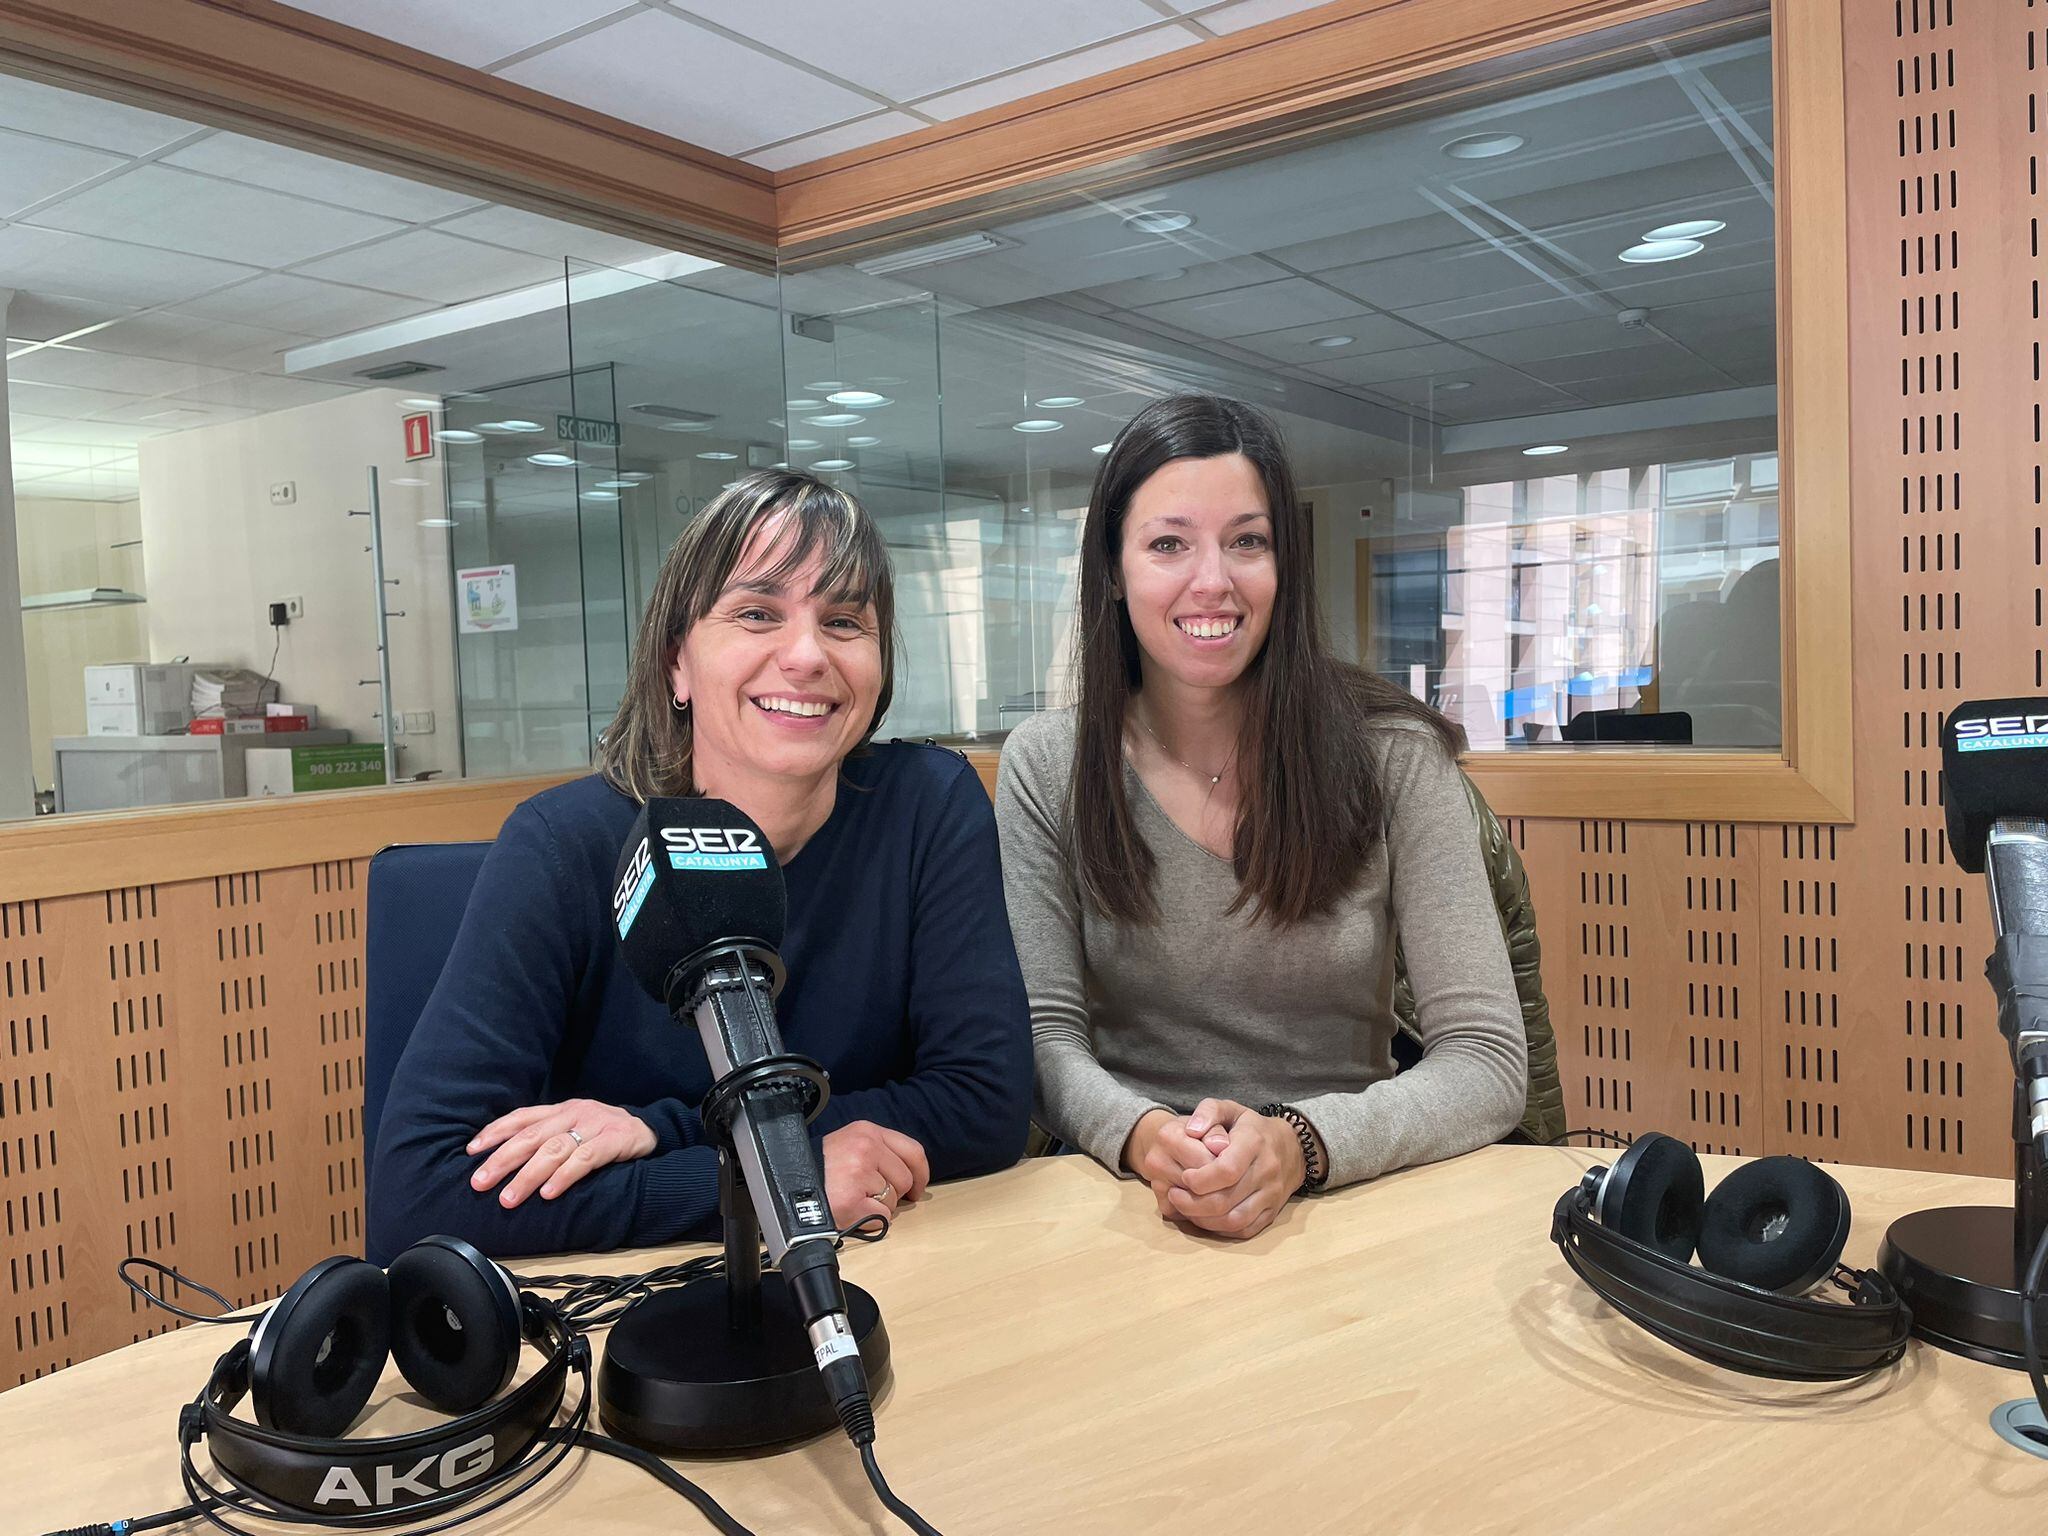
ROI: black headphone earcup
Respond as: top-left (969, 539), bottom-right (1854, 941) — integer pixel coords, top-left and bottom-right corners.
top-left (1697, 1156), bottom-right (1850, 1294)
top-left (387, 1235), bottom-right (523, 1414)
top-left (1599, 1132), bottom-right (1705, 1264)
top-left (248, 1257), bottom-right (391, 1438)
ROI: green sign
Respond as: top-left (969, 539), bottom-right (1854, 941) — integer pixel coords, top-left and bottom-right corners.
top-left (290, 743), bottom-right (387, 793)
top-left (556, 413), bottom-right (621, 447)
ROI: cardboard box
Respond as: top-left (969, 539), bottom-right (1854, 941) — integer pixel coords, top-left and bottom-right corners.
top-left (189, 715), bottom-right (311, 736)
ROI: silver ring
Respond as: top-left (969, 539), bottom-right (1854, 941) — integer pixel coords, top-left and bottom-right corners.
top-left (872, 1180), bottom-right (894, 1205)
top-left (567, 1128), bottom-right (585, 1147)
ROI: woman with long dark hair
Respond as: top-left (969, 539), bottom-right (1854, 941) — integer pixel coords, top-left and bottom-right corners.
top-left (370, 471), bottom-right (1031, 1259)
top-left (997, 395), bottom-right (1526, 1239)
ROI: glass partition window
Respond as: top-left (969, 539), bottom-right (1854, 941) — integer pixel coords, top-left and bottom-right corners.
top-left (780, 12), bottom-right (1778, 751)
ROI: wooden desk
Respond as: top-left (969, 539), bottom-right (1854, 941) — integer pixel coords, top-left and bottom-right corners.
top-left (9, 1148), bottom-right (2045, 1533)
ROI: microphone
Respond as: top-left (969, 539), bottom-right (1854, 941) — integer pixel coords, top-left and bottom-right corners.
top-left (611, 797), bottom-right (874, 1439)
top-left (1943, 699), bottom-right (2048, 1158)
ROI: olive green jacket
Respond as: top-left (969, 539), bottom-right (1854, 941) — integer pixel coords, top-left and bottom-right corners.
top-left (1391, 773), bottom-right (1566, 1145)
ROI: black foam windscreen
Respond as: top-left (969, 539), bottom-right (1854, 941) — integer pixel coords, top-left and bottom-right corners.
top-left (1942, 696), bottom-right (2048, 873)
top-left (612, 797), bottom-right (787, 1008)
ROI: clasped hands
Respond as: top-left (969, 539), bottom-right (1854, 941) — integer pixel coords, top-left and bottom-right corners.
top-left (1122, 1099), bottom-right (1309, 1240)
top-left (468, 1098), bottom-right (927, 1230)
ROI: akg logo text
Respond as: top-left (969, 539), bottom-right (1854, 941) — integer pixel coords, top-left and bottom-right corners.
top-left (315, 1434), bottom-right (495, 1507)
top-left (661, 826), bottom-right (764, 855)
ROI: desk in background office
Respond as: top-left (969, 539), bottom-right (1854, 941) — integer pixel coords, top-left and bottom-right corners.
top-left (7, 1149), bottom-right (2040, 1534)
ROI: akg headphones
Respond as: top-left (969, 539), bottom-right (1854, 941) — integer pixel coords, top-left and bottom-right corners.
top-left (1551, 1133), bottom-right (1912, 1380)
top-left (175, 1235), bottom-right (590, 1525)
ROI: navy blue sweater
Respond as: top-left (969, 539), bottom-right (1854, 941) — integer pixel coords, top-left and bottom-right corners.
top-left (367, 743), bottom-right (1032, 1261)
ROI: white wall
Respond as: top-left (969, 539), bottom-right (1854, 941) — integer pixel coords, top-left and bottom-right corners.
top-left (15, 497), bottom-right (147, 791)
top-left (1304, 476), bottom-right (1389, 664)
top-left (138, 388), bottom-right (460, 779)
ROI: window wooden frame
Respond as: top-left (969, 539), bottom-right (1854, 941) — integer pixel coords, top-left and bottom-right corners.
top-left (0, 0), bottom-right (1851, 901)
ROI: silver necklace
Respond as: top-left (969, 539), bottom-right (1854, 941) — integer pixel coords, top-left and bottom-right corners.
top-left (1134, 709), bottom-right (1234, 787)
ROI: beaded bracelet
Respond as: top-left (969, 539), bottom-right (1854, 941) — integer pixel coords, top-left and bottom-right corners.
top-left (1257, 1103), bottom-right (1329, 1192)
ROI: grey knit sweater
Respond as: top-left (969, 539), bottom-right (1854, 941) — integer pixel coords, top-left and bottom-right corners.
top-left (994, 707), bottom-right (1527, 1188)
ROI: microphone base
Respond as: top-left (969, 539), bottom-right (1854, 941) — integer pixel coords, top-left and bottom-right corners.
top-left (1879, 1204), bottom-right (2028, 1369)
top-left (597, 1272), bottom-right (890, 1452)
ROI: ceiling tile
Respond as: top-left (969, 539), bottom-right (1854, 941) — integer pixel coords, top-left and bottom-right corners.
top-left (1132, 277), bottom-right (1365, 340)
top-left (0, 129), bottom-right (131, 219)
top-left (432, 206), bottom-right (672, 270)
top-left (1085, 255), bottom-right (1295, 310)
top-left (168, 374), bottom-right (361, 412)
top-left (1300, 341), bottom-right (1483, 387)
top-left (2, 293), bottom-right (134, 343)
top-left (1318, 246), bottom-right (1540, 312)
top-left (745, 112), bottom-right (926, 173)
top-left (290, 229), bottom-right (565, 304)
top-left (916, 27), bottom-right (1191, 119)
top-left (0, 223), bottom-right (260, 308)
top-left (8, 442), bottom-right (136, 472)
top-left (174, 273), bottom-right (435, 336)
top-left (26, 164), bottom-right (407, 267)
top-left (1225, 312), bottom-right (1436, 362)
top-left (1189, 0), bottom-right (1332, 34)
top-left (0, 74), bottom-right (196, 156)
top-left (1461, 314), bottom-right (1665, 367)
top-left (1266, 213), bottom-right (1483, 276)
top-left (1393, 287), bottom-right (1594, 342)
top-left (273, 0), bottom-right (634, 69)
top-left (78, 311), bottom-right (316, 373)
top-left (674, 0), bottom-right (1163, 101)
top-left (163, 132), bottom-right (485, 222)
top-left (8, 345), bottom-right (243, 398)
top-left (500, 10), bottom-right (877, 156)
top-left (8, 377), bottom-right (152, 419)
top-left (16, 419), bottom-right (183, 447)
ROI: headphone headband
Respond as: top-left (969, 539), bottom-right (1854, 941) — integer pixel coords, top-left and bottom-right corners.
top-left (194, 1299), bottom-right (581, 1518)
top-left (1552, 1188), bottom-right (1911, 1380)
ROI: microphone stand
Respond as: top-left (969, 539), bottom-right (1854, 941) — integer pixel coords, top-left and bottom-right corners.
top-left (594, 1069), bottom-right (890, 1454)
top-left (1880, 833), bottom-right (2048, 1375)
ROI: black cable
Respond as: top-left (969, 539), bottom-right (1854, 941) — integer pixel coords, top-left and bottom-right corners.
top-left (1545, 1128), bottom-right (1634, 1148)
top-left (859, 1443), bottom-right (943, 1536)
top-left (118, 1258), bottom-right (258, 1325)
top-left (577, 1432), bottom-right (756, 1536)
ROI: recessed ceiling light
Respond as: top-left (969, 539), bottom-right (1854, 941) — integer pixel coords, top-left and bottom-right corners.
top-left (806, 412), bottom-right (865, 427)
top-left (805, 380), bottom-right (845, 391)
top-left (846, 435), bottom-right (881, 447)
top-left (1092, 442), bottom-right (1113, 454)
top-left (1033, 395), bottom-right (1085, 408)
top-left (826, 390), bottom-right (891, 408)
top-left (399, 397), bottom-right (443, 411)
top-left (434, 429), bottom-right (483, 444)
top-left (698, 450), bottom-right (739, 461)
top-left (580, 490), bottom-right (620, 501)
top-left (388, 476), bottom-right (427, 487)
top-left (786, 398), bottom-right (823, 410)
top-left (595, 479), bottom-right (636, 489)
top-left (786, 438), bottom-right (822, 450)
top-left (446, 391), bottom-right (492, 404)
top-left (1523, 444), bottom-right (1569, 456)
top-left (528, 452), bottom-right (577, 467)
top-left (1619, 238), bottom-right (1704, 264)
top-left (1124, 209), bottom-right (1194, 234)
top-left (1436, 380), bottom-right (1473, 392)
top-left (1442, 132), bottom-right (1525, 160)
top-left (1143, 267), bottom-right (1187, 282)
top-left (657, 419), bottom-right (714, 432)
top-left (1013, 419), bottom-right (1064, 433)
top-left (812, 458), bottom-right (855, 471)
top-left (618, 472), bottom-right (652, 482)
top-left (418, 517), bottom-right (457, 528)
top-left (477, 419), bottom-right (542, 434)
top-left (451, 499), bottom-right (483, 509)
top-left (1309, 335), bottom-right (1354, 349)
top-left (1644, 219), bottom-right (1726, 240)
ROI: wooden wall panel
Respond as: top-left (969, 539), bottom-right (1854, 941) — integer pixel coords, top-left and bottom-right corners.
top-left (1541, 0), bottom-right (2037, 1179)
top-left (1, 862), bottom-right (370, 1387)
